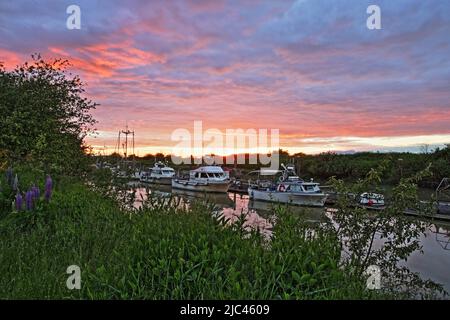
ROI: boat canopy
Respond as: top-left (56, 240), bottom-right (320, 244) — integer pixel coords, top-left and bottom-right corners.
top-left (191, 166), bottom-right (225, 174)
top-left (148, 162), bottom-right (175, 176)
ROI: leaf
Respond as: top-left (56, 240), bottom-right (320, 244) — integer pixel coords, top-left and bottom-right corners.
top-left (291, 271), bottom-right (301, 283)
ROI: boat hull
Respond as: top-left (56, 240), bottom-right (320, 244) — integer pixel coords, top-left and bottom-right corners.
top-left (248, 188), bottom-right (327, 207)
top-left (172, 179), bottom-right (230, 193)
top-left (140, 176), bottom-right (173, 185)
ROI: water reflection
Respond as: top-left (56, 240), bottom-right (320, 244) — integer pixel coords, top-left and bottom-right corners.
top-left (172, 189), bottom-right (236, 208)
top-left (406, 223), bottom-right (450, 292)
top-left (131, 183), bottom-right (450, 293)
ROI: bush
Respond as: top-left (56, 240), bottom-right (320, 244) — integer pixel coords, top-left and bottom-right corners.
top-left (0, 55), bottom-right (97, 175)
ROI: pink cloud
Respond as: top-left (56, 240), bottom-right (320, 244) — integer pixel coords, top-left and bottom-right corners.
top-left (0, 48), bottom-right (24, 69)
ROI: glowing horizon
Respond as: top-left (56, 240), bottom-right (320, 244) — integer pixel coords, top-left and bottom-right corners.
top-left (87, 132), bottom-right (450, 157)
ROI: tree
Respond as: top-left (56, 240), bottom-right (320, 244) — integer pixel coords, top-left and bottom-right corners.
top-left (420, 144), bottom-right (430, 154)
top-left (0, 54), bottom-right (98, 173)
top-left (327, 162), bottom-right (446, 298)
top-left (155, 153), bottom-right (165, 161)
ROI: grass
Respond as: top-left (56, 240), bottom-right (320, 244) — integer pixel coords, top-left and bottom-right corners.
top-left (0, 173), bottom-right (384, 299)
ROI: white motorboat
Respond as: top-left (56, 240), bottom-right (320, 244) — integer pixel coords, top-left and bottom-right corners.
top-left (140, 162), bottom-right (176, 185)
top-left (247, 164), bottom-right (328, 207)
top-left (358, 192), bottom-right (385, 210)
top-left (172, 166), bottom-right (230, 193)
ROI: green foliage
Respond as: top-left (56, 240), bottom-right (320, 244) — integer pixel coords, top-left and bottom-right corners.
top-left (0, 54), bottom-right (97, 174)
top-left (296, 148), bottom-right (450, 186)
top-left (0, 175), bottom-right (381, 299)
top-left (1, 163), bottom-right (446, 299)
top-left (328, 162), bottom-right (447, 299)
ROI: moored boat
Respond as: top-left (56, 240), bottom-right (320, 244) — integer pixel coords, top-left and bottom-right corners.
top-left (358, 192), bottom-right (386, 210)
top-left (247, 164), bottom-right (328, 207)
top-left (140, 161), bottom-right (176, 185)
top-left (172, 166), bottom-right (230, 193)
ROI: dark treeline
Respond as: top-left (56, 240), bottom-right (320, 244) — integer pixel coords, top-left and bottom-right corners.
top-left (101, 147), bottom-right (450, 187)
top-left (295, 148), bottom-right (450, 186)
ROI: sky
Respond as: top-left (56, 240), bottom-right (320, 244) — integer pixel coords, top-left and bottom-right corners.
top-left (1, 0), bottom-right (450, 156)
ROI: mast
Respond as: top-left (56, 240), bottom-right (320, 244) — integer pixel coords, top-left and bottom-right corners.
top-left (115, 123), bottom-right (136, 166)
top-left (120, 123), bottom-right (135, 161)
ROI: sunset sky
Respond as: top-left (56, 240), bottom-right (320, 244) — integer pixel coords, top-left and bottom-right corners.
top-left (1, 0), bottom-right (449, 155)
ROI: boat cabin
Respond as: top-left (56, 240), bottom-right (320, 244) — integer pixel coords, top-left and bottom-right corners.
top-left (150, 162), bottom-right (175, 177)
top-left (277, 182), bottom-right (322, 193)
top-left (189, 166), bottom-right (228, 181)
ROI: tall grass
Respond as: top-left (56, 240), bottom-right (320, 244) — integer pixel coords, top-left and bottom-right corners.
top-left (0, 176), bottom-right (382, 299)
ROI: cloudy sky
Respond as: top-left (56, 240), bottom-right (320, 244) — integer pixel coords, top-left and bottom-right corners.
top-left (1, 0), bottom-right (449, 155)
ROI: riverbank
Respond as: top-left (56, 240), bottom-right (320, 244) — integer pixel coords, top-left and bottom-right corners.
top-left (0, 176), bottom-right (386, 299)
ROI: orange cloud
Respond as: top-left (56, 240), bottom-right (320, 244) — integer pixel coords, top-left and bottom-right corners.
top-left (0, 48), bottom-right (23, 69)
top-left (48, 41), bottom-right (166, 79)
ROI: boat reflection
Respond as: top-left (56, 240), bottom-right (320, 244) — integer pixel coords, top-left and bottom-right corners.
top-left (248, 199), bottom-right (326, 223)
top-left (171, 189), bottom-right (235, 208)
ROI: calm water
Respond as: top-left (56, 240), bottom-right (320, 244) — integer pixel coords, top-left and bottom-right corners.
top-left (132, 183), bottom-right (450, 294)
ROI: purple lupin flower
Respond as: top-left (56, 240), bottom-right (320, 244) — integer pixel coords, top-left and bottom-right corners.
top-left (44, 175), bottom-right (53, 201)
top-left (31, 185), bottom-right (40, 200)
top-left (25, 190), bottom-right (34, 210)
top-left (15, 193), bottom-right (23, 211)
